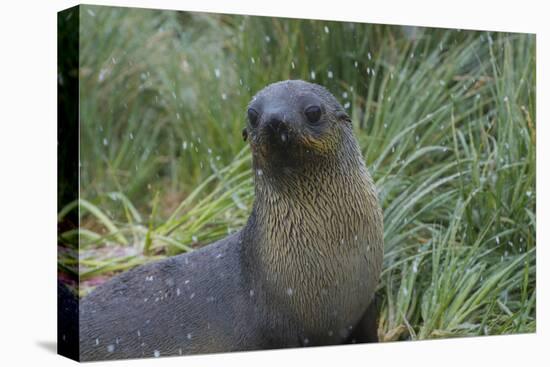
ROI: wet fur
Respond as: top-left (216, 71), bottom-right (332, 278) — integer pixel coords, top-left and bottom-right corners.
top-left (79, 80), bottom-right (384, 361)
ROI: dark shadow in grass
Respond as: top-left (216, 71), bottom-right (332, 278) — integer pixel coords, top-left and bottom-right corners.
top-left (36, 340), bottom-right (57, 354)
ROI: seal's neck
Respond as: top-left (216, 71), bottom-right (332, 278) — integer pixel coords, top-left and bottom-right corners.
top-left (242, 130), bottom-right (378, 260)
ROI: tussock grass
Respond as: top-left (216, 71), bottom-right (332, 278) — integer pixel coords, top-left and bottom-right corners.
top-left (58, 5), bottom-right (536, 340)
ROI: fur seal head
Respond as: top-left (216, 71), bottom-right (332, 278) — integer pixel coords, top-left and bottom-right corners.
top-left (243, 80), bottom-right (353, 172)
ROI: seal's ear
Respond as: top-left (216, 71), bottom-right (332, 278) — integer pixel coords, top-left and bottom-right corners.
top-left (242, 127), bottom-right (248, 142)
top-left (336, 111), bottom-right (352, 125)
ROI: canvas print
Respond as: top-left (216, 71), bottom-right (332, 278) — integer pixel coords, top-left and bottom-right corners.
top-left (57, 4), bottom-right (536, 362)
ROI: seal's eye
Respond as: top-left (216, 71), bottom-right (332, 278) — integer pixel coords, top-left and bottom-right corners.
top-left (304, 105), bottom-right (322, 124)
top-left (248, 108), bottom-right (259, 128)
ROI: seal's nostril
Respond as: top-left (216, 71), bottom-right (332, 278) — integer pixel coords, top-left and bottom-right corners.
top-left (266, 116), bottom-right (284, 131)
top-left (262, 111), bottom-right (289, 145)
top-left (264, 113), bottom-right (288, 135)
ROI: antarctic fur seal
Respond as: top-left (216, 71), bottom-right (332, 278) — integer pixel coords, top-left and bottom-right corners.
top-left (78, 80), bottom-right (384, 361)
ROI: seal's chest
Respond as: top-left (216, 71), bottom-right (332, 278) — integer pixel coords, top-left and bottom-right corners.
top-left (257, 183), bottom-right (380, 340)
top-left (268, 236), bottom-right (371, 336)
top-left (284, 267), bottom-right (370, 344)
top-left (267, 213), bottom-right (372, 299)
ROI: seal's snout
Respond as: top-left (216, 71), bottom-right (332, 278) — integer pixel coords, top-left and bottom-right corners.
top-left (263, 112), bottom-right (290, 145)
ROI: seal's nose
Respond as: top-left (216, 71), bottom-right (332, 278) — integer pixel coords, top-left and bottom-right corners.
top-left (264, 112), bottom-right (286, 131)
top-left (263, 112), bottom-right (289, 144)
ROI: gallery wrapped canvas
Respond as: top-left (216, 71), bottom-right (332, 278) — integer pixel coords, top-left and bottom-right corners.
top-left (57, 4), bottom-right (536, 362)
